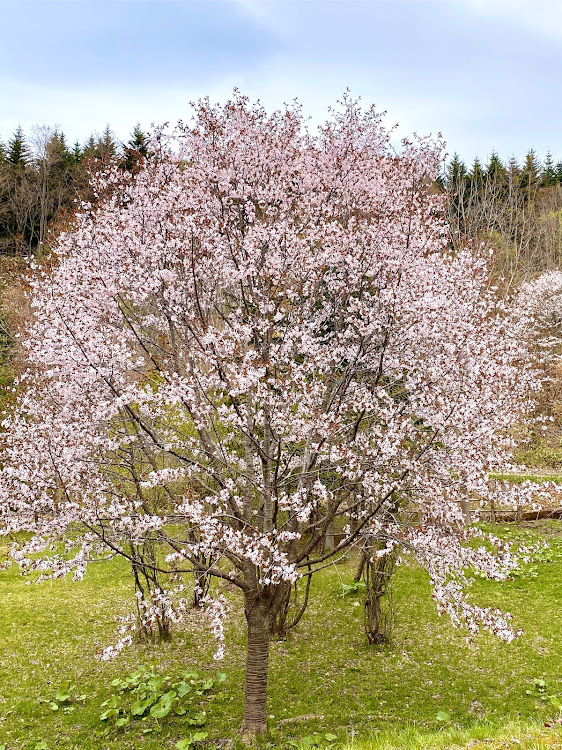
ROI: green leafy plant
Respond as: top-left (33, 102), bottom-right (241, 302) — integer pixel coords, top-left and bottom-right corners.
top-left (175, 731), bottom-right (208, 749)
top-left (340, 581), bottom-right (366, 597)
top-left (526, 677), bottom-right (562, 714)
top-left (37, 680), bottom-right (85, 713)
top-left (97, 665), bottom-right (226, 736)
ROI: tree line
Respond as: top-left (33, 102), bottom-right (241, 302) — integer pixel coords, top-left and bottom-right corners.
top-left (0, 124), bottom-right (147, 254)
top-left (441, 150), bottom-right (562, 284)
top-left (2, 120), bottom-right (562, 271)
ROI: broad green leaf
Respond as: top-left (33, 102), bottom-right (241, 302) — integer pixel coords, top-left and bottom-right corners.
top-left (176, 682), bottom-right (191, 697)
top-left (150, 701), bottom-right (172, 719)
top-left (300, 737), bottom-right (317, 749)
top-left (55, 680), bottom-right (71, 702)
top-left (325, 733), bottom-right (337, 742)
top-left (192, 732), bottom-right (208, 742)
top-left (131, 699), bottom-right (151, 716)
top-left (436, 710), bottom-right (451, 721)
top-left (175, 740), bottom-right (193, 750)
top-left (100, 707), bottom-right (119, 721)
top-left (147, 676), bottom-right (165, 691)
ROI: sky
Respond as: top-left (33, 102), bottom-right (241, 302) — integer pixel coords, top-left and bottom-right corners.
top-left (2, 0), bottom-right (562, 165)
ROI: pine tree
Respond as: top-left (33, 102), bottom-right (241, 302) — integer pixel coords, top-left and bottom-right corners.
top-left (486, 151), bottom-right (506, 183)
top-left (468, 157), bottom-right (484, 193)
top-left (555, 162), bottom-right (562, 185)
top-left (82, 135), bottom-right (98, 160)
top-left (71, 141), bottom-right (83, 165)
top-left (506, 156), bottom-right (521, 194)
top-left (49, 131), bottom-right (73, 169)
top-left (520, 149), bottom-right (540, 199)
top-left (446, 153), bottom-right (467, 187)
top-left (541, 151), bottom-right (557, 187)
top-left (121, 124), bottom-right (148, 172)
top-left (97, 125), bottom-right (118, 161)
top-left (8, 126), bottom-right (29, 167)
top-left (81, 128), bottom-right (118, 162)
top-left (507, 156), bottom-right (520, 177)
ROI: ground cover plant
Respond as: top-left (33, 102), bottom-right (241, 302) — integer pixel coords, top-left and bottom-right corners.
top-left (3, 521), bottom-right (562, 749)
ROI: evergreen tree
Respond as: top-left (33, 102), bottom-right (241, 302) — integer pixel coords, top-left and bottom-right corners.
top-left (555, 161), bottom-right (562, 185)
top-left (507, 156), bottom-right (520, 177)
top-left (468, 157), bottom-right (484, 193)
top-left (97, 125), bottom-right (118, 161)
top-left (8, 126), bottom-right (29, 167)
top-left (82, 134), bottom-right (98, 160)
top-left (541, 151), bottom-right (558, 187)
top-left (506, 156), bottom-right (521, 193)
top-left (71, 141), bottom-right (83, 165)
top-left (446, 153), bottom-right (467, 187)
top-left (486, 151), bottom-right (506, 183)
top-left (520, 149), bottom-right (540, 199)
top-left (48, 131), bottom-right (73, 169)
top-left (121, 124), bottom-right (148, 172)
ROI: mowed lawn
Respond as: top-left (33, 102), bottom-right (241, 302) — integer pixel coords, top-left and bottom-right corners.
top-left (2, 523), bottom-right (562, 749)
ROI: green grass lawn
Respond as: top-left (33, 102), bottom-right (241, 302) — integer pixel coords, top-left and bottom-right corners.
top-left (3, 522), bottom-right (562, 749)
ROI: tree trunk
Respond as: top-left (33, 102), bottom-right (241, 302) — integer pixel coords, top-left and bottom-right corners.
top-left (354, 547), bottom-right (367, 582)
top-left (241, 597), bottom-right (271, 735)
top-left (270, 580), bottom-right (291, 638)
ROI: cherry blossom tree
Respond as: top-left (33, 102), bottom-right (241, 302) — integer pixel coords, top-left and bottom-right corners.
top-left (513, 271), bottom-right (562, 458)
top-left (517, 270), bottom-right (562, 348)
top-left (0, 94), bottom-right (542, 734)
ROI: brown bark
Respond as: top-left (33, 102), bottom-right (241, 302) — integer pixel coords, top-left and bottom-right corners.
top-left (269, 574), bottom-right (312, 638)
top-left (241, 596), bottom-right (271, 735)
top-left (354, 548), bottom-right (367, 582)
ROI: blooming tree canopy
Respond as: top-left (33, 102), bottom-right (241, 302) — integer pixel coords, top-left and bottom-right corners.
top-left (517, 270), bottom-right (562, 352)
top-left (0, 94), bottom-right (541, 733)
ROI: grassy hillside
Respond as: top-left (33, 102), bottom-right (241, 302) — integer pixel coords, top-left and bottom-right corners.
top-left (3, 522), bottom-right (562, 749)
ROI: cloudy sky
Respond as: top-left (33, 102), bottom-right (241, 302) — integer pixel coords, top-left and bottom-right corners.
top-left (2, 0), bottom-right (561, 164)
